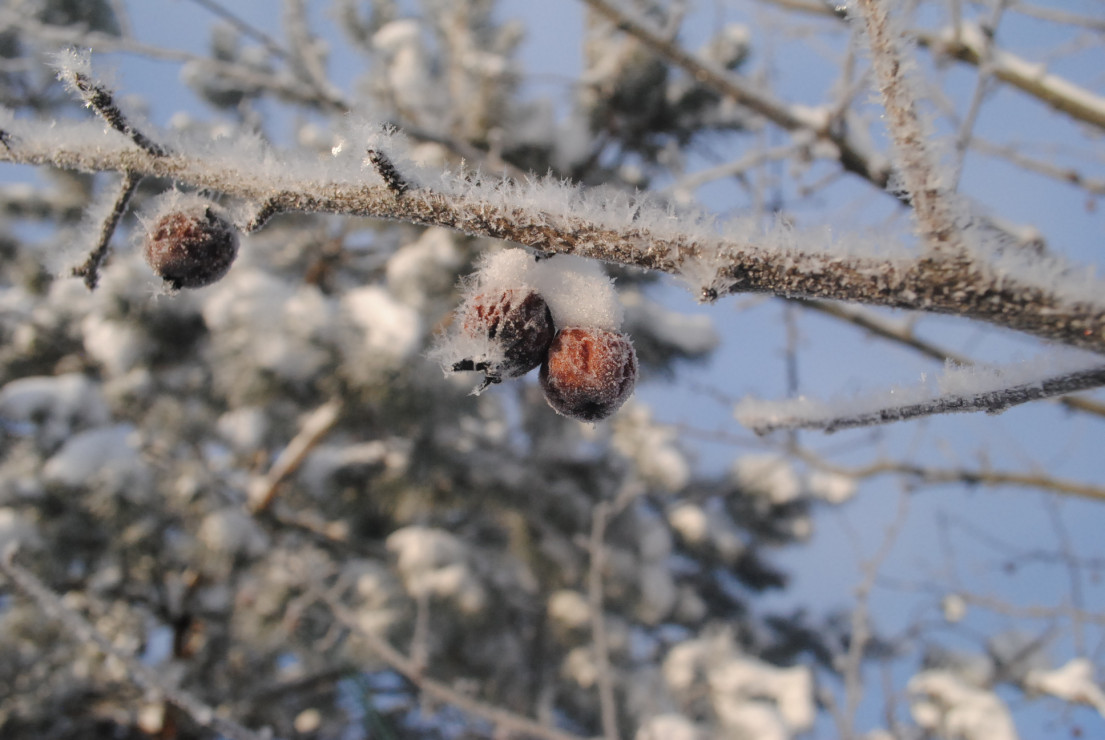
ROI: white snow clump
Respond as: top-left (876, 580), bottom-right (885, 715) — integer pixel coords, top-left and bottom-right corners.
top-left (908, 670), bottom-right (1018, 740)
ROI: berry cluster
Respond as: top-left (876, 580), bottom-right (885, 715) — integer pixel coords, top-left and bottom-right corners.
top-left (436, 251), bottom-right (637, 422)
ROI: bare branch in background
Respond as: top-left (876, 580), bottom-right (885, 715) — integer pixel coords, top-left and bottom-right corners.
top-left (248, 399), bottom-right (342, 513)
top-left (796, 450), bottom-right (1105, 504)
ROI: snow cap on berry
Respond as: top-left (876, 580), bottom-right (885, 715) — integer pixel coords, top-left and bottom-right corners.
top-left (139, 191), bottom-right (239, 290)
top-left (533, 255), bottom-right (624, 331)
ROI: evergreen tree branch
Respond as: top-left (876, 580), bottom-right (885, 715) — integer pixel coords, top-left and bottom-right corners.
top-left (2, 127), bottom-right (1103, 355)
top-left (0, 548), bottom-right (268, 740)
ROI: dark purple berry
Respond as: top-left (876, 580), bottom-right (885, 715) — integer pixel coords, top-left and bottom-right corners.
top-left (143, 204), bottom-right (238, 289)
top-left (459, 288), bottom-right (555, 382)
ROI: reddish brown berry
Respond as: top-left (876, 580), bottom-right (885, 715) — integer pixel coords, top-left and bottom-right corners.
top-left (540, 327), bottom-right (637, 422)
top-left (143, 204), bottom-right (238, 289)
top-left (455, 288), bottom-right (555, 384)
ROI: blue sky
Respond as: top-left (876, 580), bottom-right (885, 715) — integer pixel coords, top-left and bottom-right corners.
top-left (6, 0), bottom-right (1105, 736)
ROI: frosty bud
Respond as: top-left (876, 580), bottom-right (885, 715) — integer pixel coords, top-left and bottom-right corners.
top-left (459, 288), bottom-right (555, 381)
top-left (540, 327), bottom-right (637, 422)
top-left (142, 201), bottom-right (239, 289)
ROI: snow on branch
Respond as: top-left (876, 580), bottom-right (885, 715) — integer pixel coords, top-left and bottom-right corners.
top-left (917, 23), bottom-right (1105, 132)
top-left (2, 113), bottom-right (1105, 352)
top-left (736, 352), bottom-right (1105, 434)
top-left (854, 0), bottom-right (964, 255)
top-left (52, 49), bottom-right (169, 158)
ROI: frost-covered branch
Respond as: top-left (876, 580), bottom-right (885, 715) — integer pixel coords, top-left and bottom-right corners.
top-left (0, 548), bottom-right (268, 740)
top-left (54, 50), bottom-right (169, 158)
top-left (737, 354), bottom-right (1105, 434)
top-left (855, 0), bottom-right (963, 255)
top-left (71, 170), bottom-right (141, 289)
top-left (3, 118), bottom-right (1105, 354)
top-left (757, 2), bottom-right (1105, 133)
top-left (798, 299), bottom-right (1105, 419)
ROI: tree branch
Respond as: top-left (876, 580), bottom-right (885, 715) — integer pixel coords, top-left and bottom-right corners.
top-left (248, 398), bottom-right (341, 513)
top-left (917, 23), bottom-right (1105, 132)
top-left (737, 359), bottom-right (1105, 434)
top-left (797, 299), bottom-right (1105, 419)
top-left (2, 123), bottom-right (1104, 354)
top-left (587, 501), bottom-right (620, 740)
top-left (71, 170), bottom-right (141, 289)
top-left (855, 0), bottom-right (963, 255)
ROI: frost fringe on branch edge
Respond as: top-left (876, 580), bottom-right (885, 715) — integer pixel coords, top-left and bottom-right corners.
top-left (1, 47), bottom-right (1105, 435)
top-left (735, 0), bottom-right (1105, 433)
top-left (3, 109), bottom-right (1105, 355)
top-left (736, 352), bottom-right (1105, 434)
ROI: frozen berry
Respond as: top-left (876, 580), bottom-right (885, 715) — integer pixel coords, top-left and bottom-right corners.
top-left (143, 202), bottom-right (238, 289)
top-left (540, 327), bottom-right (637, 422)
top-left (455, 288), bottom-right (555, 384)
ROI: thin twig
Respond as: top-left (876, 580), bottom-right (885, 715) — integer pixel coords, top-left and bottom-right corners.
top-left (71, 170), bottom-right (141, 290)
top-left (0, 547), bottom-right (268, 740)
top-left (796, 450), bottom-right (1105, 504)
top-left (796, 299), bottom-right (1105, 419)
top-left (249, 399), bottom-right (341, 512)
top-left (186, 0), bottom-right (289, 59)
top-left (838, 488), bottom-right (911, 738)
top-left (587, 501), bottom-right (620, 740)
top-left (737, 364), bottom-right (1105, 435)
top-left (579, 0), bottom-right (893, 192)
top-left (970, 139), bottom-right (1105, 197)
top-left (366, 148), bottom-right (411, 196)
top-left (71, 72), bottom-right (169, 158)
top-left (855, 0), bottom-right (962, 254)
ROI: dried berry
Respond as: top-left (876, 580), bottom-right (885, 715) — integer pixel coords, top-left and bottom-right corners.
top-left (454, 288), bottom-right (555, 387)
top-left (143, 202), bottom-right (238, 289)
top-left (540, 327), bottom-right (637, 422)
